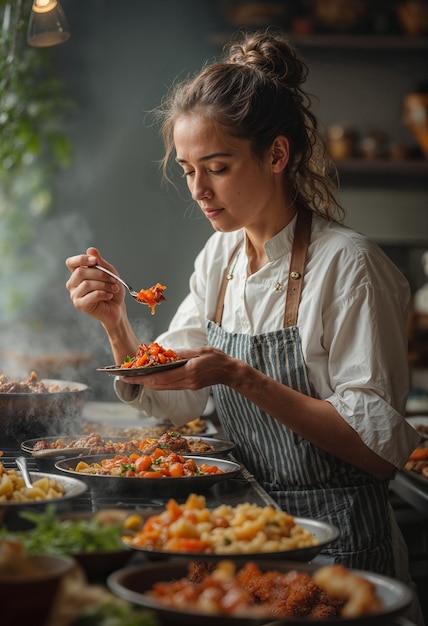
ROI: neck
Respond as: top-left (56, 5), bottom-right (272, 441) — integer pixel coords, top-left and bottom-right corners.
top-left (245, 204), bottom-right (297, 273)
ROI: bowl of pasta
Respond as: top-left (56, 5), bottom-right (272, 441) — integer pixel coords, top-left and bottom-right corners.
top-left (0, 372), bottom-right (88, 444)
top-left (0, 460), bottom-right (88, 530)
top-left (121, 494), bottom-right (340, 563)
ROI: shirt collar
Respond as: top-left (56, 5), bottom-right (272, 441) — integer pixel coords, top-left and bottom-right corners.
top-left (263, 213), bottom-right (298, 262)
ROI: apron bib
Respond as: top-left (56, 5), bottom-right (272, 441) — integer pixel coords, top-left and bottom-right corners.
top-left (206, 210), bottom-right (394, 575)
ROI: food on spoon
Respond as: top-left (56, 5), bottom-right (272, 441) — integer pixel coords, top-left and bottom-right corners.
top-left (124, 493), bottom-right (319, 554)
top-left (121, 342), bottom-right (182, 369)
top-left (135, 283), bottom-right (166, 314)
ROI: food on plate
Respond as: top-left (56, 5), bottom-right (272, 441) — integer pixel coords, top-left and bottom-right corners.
top-left (80, 417), bottom-right (208, 439)
top-left (72, 451), bottom-right (225, 479)
top-left (0, 461), bottom-right (65, 503)
top-left (0, 536), bottom-right (46, 577)
top-left (405, 445), bottom-right (428, 480)
top-left (124, 493), bottom-right (319, 554)
top-left (312, 563), bottom-right (384, 617)
top-left (0, 505), bottom-right (131, 556)
top-left (135, 283), bottom-right (166, 314)
top-left (121, 342), bottom-right (182, 369)
top-left (147, 560), bottom-right (383, 618)
top-left (31, 431), bottom-right (215, 456)
top-left (414, 423), bottom-right (428, 437)
top-left (0, 371), bottom-right (77, 393)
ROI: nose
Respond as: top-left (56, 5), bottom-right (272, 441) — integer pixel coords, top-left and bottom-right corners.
top-left (191, 171), bottom-right (213, 202)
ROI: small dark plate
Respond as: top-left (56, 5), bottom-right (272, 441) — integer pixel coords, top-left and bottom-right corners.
top-left (107, 560), bottom-right (413, 626)
top-left (57, 510), bottom-right (134, 581)
top-left (97, 359), bottom-right (188, 376)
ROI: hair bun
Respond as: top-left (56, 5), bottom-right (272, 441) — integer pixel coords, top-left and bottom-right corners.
top-left (225, 31), bottom-right (307, 89)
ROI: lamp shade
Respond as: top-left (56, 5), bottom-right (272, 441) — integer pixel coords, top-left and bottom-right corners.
top-left (27, 0), bottom-right (70, 47)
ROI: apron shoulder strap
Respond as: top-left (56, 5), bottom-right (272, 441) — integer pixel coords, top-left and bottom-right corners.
top-left (283, 209), bottom-right (313, 328)
top-left (214, 242), bottom-right (242, 326)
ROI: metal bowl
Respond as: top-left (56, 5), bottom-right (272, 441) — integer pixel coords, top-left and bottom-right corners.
top-left (55, 454), bottom-right (243, 497)
top-left (107, 560), bottom-right (413, 626)
top-left (0, 471), bottom-right (88, 530)
top-left (0, 379), bottom-right (88, 444)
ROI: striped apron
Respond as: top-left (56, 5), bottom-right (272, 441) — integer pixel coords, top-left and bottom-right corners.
top-left (206, 210), bottom-right (395, 575)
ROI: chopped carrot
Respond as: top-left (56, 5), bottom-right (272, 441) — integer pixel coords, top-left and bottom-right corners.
top-left (409, 447), bottom-right (428, 461)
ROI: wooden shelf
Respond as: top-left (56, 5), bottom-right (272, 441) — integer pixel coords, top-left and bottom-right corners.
top-left (336, 159), bottom-right (428, 176)
top-left (209, 32), bottom-right (428, 51)
top-left (291, 34), bottom-right (428, 50)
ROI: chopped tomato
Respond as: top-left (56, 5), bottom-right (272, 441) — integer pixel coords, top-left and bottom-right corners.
top-left (121, 341), bottom-right (181, 369)
top-left (136, 353), bottom-right (149, 366)
top-left (136, 283), bottom-right (166, 315)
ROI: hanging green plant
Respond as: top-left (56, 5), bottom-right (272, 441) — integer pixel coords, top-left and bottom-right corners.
top-left (0, 0), bottom-right (74, 320)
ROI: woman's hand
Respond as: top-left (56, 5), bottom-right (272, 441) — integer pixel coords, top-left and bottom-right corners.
top-left (65, 246), bottom-right (126, 329)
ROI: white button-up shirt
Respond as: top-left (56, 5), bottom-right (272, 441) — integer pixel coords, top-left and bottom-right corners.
top-left (116, 213), bottom-right (420, 468)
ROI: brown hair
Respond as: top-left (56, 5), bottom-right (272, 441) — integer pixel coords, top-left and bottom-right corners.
top-left (155, 29), bottom-right (344, 222)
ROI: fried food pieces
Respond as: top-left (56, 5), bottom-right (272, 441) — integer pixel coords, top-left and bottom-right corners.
top-left (149, 560), bottom-right (384, 619)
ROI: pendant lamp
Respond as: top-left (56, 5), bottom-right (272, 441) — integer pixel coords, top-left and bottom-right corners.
top-left (27, 0), bottom-right (70, 47)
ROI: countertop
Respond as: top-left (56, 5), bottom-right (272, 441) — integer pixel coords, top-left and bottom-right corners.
top-left (1, 400), bottom-right (277, 514)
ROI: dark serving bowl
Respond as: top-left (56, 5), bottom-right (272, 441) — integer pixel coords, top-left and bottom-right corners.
top-left (55, 454), bottom-right (243, 497)
top-left (0, 378), bottom-right (88, 444)
top-left (55, 510), bottom-right (135, 582)
top-left (107, 559), bottom-right (413, 626)
top-left (0, 554), bottom-right (76, 625)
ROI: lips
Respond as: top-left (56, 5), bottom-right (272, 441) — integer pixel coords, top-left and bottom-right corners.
top-left (202, 208), bottom-right (223, 219)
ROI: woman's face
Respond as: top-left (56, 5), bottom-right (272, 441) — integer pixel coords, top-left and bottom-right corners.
top-left (173, 113), bottom-right (289, 235)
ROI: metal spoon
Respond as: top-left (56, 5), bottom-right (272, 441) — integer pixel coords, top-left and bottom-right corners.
top-left (93, 264), bottom-right (142, 302)
top-left (16, 456), bottom-right (34, 488)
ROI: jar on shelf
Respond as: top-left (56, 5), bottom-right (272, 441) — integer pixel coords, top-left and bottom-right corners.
top-left (326, 125), bottom-right (358, 160)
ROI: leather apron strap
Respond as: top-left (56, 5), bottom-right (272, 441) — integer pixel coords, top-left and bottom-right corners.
top-left (214, 209), bottom-right (313, 328)
top-left (284, 208), bottom-right (312, 328)
top-left (214, 243), bottom-right (242, 326)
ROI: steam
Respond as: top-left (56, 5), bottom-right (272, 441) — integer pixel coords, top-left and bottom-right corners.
top-left (0, 212), bottom-right (153, 402)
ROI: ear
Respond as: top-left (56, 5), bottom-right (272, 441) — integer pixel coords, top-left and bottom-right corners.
top-left (271, 135), bottom-right (289, 172)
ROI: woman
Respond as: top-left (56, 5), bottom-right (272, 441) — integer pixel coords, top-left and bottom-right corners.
top-left (66, 29), bottom-right (422, 620)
